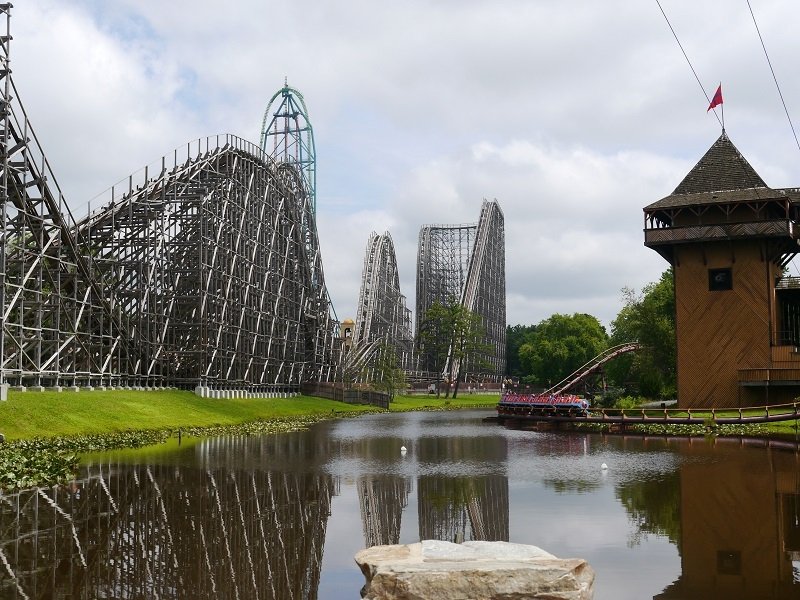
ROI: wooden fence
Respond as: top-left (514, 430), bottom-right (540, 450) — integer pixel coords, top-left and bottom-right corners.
top-left (300, 382), bottom-right (389, 409)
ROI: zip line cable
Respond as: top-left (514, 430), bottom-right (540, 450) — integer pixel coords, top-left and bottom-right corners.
top-left (746, 0), bottom-right (800, 157)
top-left (655, 2), bottom-right (800, 275)
top-left (655, 0), bottom-right (760, 200)
top-left (655, 0), bottom-right (723, 128)
top-left (654, 0), bottom-right (769, 188)
top-left (746, 0), bottom-right (800, 277)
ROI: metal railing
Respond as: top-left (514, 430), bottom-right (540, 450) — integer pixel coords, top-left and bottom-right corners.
top-left (497, 399), bottom-right (800, 425)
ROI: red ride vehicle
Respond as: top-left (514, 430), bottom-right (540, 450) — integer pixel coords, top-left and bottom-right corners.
top-left (497, 389), bottom-right (589, 417)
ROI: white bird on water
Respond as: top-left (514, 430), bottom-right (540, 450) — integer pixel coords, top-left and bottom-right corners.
top-left (601, 463), bottom-right (608, 470)
top-left (400, 445), bottom-right (407, 455)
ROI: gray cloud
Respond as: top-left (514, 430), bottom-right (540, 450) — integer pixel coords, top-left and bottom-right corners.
top-left (13, 0), bottom-right (800, 331)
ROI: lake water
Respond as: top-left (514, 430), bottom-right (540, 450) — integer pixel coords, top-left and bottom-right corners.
top-left (1, 409), bottom-right (799, 599)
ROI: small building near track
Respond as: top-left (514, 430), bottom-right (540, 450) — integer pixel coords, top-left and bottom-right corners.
top-left (644, 132), bottom-right (800, 408)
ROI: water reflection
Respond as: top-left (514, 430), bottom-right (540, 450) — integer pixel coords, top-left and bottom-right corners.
top-left (358, 476), bottom-right (410, 547)
top-left (415, 429), bottom-right (509, 543)
top-left (417, 475), bottom-right (508, 543)
top-left (654, 438), bottom-right (800, 599)
top-left (1, 413), bottom-right (799, 599)
top-left (616, 470), bottom-right (681, 548)
top-left (0, 462), bottom-right (336, 600)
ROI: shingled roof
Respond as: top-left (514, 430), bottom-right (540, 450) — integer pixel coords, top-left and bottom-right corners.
top-left (644, 132), bottom-right (784, 212)
top-left (672, 131), bottom-right (767, 194)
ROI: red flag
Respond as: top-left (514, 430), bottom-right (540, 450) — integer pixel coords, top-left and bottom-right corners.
top-left (707, 84), bottom-right (723, 112)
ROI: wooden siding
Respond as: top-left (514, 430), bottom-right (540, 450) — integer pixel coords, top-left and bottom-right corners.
top-left (675, 242), bottom-right (776, 408)
top-left (770, 345), bottom-right (800, 363)
top-left (739, 368), bottom-right (800, 382)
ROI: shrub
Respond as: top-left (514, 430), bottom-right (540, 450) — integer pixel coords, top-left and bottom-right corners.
top-left (614, 395), bottom-right (644, 410)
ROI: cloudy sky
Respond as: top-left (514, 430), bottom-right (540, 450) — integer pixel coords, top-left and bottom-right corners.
top-left (12, 1), bottom-right (800, 330)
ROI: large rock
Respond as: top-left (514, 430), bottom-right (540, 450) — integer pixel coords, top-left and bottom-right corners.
top-left (355, 540), bottom-right (594, 600)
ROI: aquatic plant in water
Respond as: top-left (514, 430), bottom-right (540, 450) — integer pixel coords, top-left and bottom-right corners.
top-left (0, 413), bottom-right (369, 490)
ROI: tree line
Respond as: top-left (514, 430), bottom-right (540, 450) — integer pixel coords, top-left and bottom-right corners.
top-left (507, 269), bottom-right (675, 401)
top-left (363, 300), bottom-right (491, 400)
top-left (365, 269), bottom-right (675, 402)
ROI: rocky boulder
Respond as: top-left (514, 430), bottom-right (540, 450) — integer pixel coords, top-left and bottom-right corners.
top-left (355, 540), bottom-right (594, 600)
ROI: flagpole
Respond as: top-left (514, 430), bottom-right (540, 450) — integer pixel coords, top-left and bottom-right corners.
top-left (707, 83), bottom-right (723, 129)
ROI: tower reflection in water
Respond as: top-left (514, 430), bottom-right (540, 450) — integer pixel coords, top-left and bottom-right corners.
top-left (355, 434), bottom-right (509, 547)
top-left (356, 472), bottom-right (509, 547)
top-left (655, 439), bottom-right (800, 599)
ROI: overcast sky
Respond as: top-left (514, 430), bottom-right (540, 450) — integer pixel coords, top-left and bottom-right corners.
top-left (12, 1), bottom-right (800, 330)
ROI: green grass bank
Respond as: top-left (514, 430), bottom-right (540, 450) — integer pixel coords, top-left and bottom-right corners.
top-left (2, 389), bottom-right (797, 490)
top-left (0, 389), bottom-right (497, 441)
top-left (0, 389), bottom-right (497, 489)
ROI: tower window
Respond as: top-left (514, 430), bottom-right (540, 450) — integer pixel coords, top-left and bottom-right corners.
top-left (717, 550), bottom-right (741, 575)
top-left (709, 268), bottom-right (732, 291)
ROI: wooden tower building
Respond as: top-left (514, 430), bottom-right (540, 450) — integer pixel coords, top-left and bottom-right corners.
top-left (644, 132), bottom-right (800, 408)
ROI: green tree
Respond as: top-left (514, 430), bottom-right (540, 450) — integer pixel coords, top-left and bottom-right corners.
top-left (447, 304), bottom-right (492, 398)
top-left (371, 342), bottom-right (407, 400)
top-left (607, 269), bottom-right (675, 399)
top-left (417, 300), bottom-right (491, 398)
top-left (518, 313), bottom-right (608, 387)
top-left (615, 472), bottom-right (681, 549)
top-left (417, 301), bottom-right (455, 398)
top-left (506, 324), bottom-right (536, 378)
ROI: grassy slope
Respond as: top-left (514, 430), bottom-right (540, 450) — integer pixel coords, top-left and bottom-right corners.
top-left (389, 394), bottom-right (497, 411)
top-left (9, 389), bottom-right (792, 440)
top-left (0, 389), bottom-right (498, 441)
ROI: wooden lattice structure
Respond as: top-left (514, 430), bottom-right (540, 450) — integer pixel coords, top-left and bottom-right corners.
top-left (351, 231), bottom-right (414, 376)
top-left (644, 131), bottom-right (800, 408)
top-left (415, 200), bottom-right (506, 383)
top-left (0, 6), bottom-right (340, 393)
top-left (0, 438), bottom-right (337, 599)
